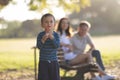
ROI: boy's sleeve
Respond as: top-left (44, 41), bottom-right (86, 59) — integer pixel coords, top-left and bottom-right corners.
top-left (36, 33), bottom-right (44, 49)
top-left (51, 33), bottom-right (60, 48)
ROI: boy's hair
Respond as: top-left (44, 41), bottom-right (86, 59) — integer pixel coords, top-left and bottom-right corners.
top-left (79, 20), bottom-right (91, 28)
top-left (41, 13), bottom-right (55, 24)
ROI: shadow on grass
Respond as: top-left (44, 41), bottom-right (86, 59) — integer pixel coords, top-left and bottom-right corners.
top-left (61, 73), bottom-right (86, 80)
top-left (61, 76), bottom-right (90, 80)
top-left (61, 77), bottom-right (78, 80)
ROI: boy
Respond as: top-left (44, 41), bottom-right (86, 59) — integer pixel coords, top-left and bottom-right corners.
top-left (36, 13), bottom-right (60, 80)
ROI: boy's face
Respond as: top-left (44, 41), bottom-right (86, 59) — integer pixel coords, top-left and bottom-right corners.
top-left (78, 25), bottom-right (89, 36)
top-left (42, 16), bottom-right (55, 32)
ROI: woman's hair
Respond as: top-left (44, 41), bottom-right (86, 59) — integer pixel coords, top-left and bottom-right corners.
top-left (41, 13), bottom-right (55, 25)
top-left (57, 18), bottom-right (71, 37)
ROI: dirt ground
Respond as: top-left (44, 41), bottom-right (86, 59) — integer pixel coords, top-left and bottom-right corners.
top-left (0, 61), bottom-right (120, 80)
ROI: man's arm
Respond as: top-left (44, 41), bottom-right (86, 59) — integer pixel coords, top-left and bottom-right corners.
top-left (88, 43), bottom-right (95, 52)
top-left (87, 34), bottom-right (96, 52)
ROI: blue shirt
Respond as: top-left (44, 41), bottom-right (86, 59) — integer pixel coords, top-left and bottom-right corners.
top-left (36, 31), bottom-right (60, 61)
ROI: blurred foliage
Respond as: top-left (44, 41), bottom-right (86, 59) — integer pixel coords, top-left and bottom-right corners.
top-left (0, 0), bottom-right (120, 38)
top-left (0, 0), bottom-right (11, 9)
top-left (0, 0), bottom-right (91, 38)
top-left (0, 0), bottom-right (90, 13)
top-left (28, 0), bottom-right (90, 13)
top-left (69, 0), bottom-right (120, 36)
top-left (0, 19), bottom-right (42, 38)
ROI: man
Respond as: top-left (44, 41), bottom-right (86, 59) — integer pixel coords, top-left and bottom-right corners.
top-left (70, 21), bottom-right (105, 79)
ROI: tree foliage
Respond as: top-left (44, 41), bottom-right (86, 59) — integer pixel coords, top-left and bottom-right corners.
top-left (1, 0), bottom-right (120, 38)
top-left (0, 0), bottom-right (90, 13)
top-left (0, 0), bottom-right (11, 9)
top-left (0, 19), bottom-right (41, 38)
top-left (69, 0), bottom-right (120, 35)
top-left (28, 0), bottom-right (90, 12)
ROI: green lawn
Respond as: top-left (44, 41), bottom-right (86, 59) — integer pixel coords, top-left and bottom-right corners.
top-left (0, 35), bottom-right (120, 72)
top-left (91, 35), bottom-right (120, 64)
top-left (0, 38), bottom-right (39, 71)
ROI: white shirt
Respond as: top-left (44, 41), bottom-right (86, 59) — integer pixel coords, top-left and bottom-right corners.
top-left (60, 32), bottom-right (77, 60)
top-left (70, 33), bottom-right (93, 54)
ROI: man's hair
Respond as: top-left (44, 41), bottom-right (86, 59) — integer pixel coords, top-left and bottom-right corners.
top-left (79, 20), bottom-right (91, 28)
top-left (41, 13), bottom-right (55, 24)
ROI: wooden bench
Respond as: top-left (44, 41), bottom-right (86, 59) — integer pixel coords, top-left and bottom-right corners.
top-left (32, 46), bottom-right (98, 80)
top-left (57, 48), bottom-right (98, 80)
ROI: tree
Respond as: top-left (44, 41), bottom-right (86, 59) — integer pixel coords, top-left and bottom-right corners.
top-left (0, 0), bottom-right (11, 9)
top-left (69, 0), bottom-right (120, 35)
top-left (0, 0), bottom-right (90, 13)
top-left (28, 0), bottom-right (90, 13)
top-left (17, 20), bottom-right (41, 38)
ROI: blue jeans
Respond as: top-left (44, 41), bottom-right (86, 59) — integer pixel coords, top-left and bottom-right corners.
top-left (92, 50), bottom-right (105, 70)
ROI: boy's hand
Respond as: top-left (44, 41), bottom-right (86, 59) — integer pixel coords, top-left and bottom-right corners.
top-left (48, 34), bottom-right (54, 39)
top-left (48, 31), bottom-right (54, 40)
top-left (41, 34), bottom-right (49, 43)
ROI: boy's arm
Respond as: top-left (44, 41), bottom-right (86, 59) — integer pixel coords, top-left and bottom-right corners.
top-left (37, 33), bottom-right (48, 49)
top-left (49, 33), bottom-right (60, 48)
top-left (41, 34), bottom-right (49, 44)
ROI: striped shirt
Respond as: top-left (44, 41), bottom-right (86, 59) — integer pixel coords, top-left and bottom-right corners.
top-left (36, 31), bottom-right (60, 61)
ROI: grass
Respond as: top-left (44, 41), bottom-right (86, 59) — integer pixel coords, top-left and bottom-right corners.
top-left (0, 35), bottom-right (120, 72)
top-left (92, 35), bottom-right (120, 64)
top-left (0, 38), bottom-right (39, 71)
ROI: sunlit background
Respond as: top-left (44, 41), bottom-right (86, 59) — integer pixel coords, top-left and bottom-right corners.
top-left (0, 0), bottom-right (120, 80)
top-left (0, 0), bottom-right (66, 21)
